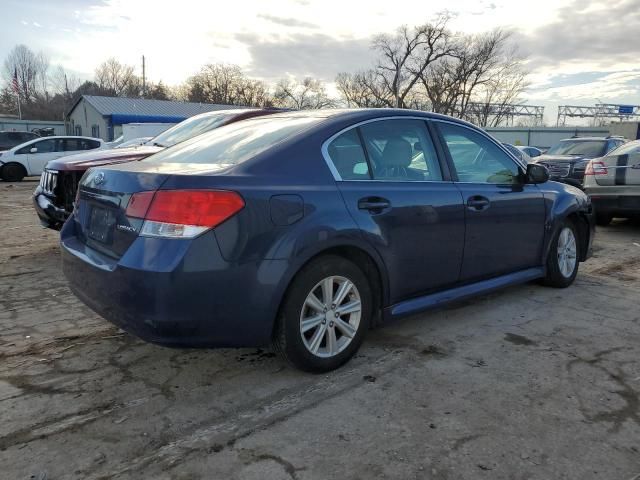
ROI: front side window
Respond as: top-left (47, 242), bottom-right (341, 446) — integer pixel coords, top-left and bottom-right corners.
top-left (438, 123), bottom-right (521, 184)
top-left (359, 119), bottom-right (442, 181)
top-left (24, 139), bottom-right (58, 154)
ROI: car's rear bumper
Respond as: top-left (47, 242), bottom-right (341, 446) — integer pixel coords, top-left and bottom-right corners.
top-left (33, 185), bottom-right (68, 230)
top-left (60, 220), bottom-right (285, 348)
top-left (587, 193), bottom-right (640, 215)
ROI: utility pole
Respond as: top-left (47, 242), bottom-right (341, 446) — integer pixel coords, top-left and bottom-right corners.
top-left (142, 55), bottom-right (146, 97)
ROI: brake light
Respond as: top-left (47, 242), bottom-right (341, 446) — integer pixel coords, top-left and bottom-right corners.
top-left (585, 161), bottom-right (608, 175)
top-left (126, 190), bottom-right (245, 238)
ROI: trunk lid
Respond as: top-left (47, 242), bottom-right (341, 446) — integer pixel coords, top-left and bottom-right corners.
top-left (75, 166), bottom-right (169, 259)
top-left (593, 153), bottom-right (640, 186)
top-left (74, 162), bottom-right (231, 259)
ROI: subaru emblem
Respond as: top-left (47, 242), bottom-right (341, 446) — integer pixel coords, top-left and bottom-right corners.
top-left (94, 172), bottom-right (105, 186)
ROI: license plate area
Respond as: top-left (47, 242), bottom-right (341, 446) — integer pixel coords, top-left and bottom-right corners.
top-left (88, 205), bottom-right (116, 244)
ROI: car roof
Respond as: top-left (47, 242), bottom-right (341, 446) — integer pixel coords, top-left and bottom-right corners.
top-left (559, 137), bottom-right (610, 142)
top-left (9, 135), bottom-right (103, 150)
top-left (245, 108), bottom-right (478, 129)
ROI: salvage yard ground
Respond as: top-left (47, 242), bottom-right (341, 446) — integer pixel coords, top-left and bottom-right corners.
top-left (1, 179), bottom-right (639, 479)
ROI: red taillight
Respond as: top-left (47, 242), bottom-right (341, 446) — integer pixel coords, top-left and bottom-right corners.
top-left (126, 191), bottom-right (155, 218)
top-left (585, 161), bottom-right (608, 175)
top-left (126, 190), bottom-right (245, 238)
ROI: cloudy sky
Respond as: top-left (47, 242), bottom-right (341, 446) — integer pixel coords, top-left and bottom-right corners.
top-left (3, 0), bottom-right (639, 124)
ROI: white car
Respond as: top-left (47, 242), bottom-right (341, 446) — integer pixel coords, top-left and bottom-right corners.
top-left (0, 136), bottom-right (105, 181)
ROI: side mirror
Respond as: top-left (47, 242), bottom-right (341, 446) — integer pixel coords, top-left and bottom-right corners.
top-left (526, 163), bottom-right (549, 184)
top-left (30, 147), bottom-right (38, 153)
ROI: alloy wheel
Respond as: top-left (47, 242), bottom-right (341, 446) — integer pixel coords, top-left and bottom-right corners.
top-left (557, 227), bottom-right (577, 278)
top-left (299, 275), bottom-right (361, 358)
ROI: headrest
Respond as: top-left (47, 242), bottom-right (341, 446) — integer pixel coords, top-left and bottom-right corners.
top-left (381, 138), bottom-right (412, 168)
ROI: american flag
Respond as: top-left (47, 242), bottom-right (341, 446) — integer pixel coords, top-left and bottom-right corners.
top-left (12, 68), bottom-right (19, 95)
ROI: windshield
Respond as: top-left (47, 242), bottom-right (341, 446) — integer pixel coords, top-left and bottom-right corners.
top-left (546, 140), bottom-right (606, 157)
top-left (145, 116), bottom-right (321, 166)
top-left (607, 140), bottom-right (640, 156)
top-left (150, 111), bottom-right (247, 147)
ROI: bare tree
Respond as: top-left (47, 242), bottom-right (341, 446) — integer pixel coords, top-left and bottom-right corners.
top-left (94, 58), bottom-right (137, 96)
top-left (184, 64), bottom-right (270, 106)
top-left (465, 57), bottom-right (529, 127)
top-left (370, 14), bottom-right (455, 108)
top-left (3, 44), bottom-right (49, 102)
top-left (273, 77), bottom-right (335, 109)
top-left (420, 29), bottom-right (520, 120)
top-left (335, 71), bottom-right (391, 108)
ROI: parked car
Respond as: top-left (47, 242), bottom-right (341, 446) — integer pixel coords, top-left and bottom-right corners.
top-left (533, 136), bottom-right (626, 188)
top-left (0, 130), bottom-right (39, 151)
top-left (583, 139), bottom-right (640, 225)
top-left (114, 137), bottom-right (153, 149)
top-left (0, 136), bottom-right (104, 182)
top-left (61, 109), bottom-right (595, 372)
top-left (34, 109), bottom-right (280, 229)
top-left (502, 143), bottom-right (532, 164)
top-left (517, 145), bottom-right (543, 158)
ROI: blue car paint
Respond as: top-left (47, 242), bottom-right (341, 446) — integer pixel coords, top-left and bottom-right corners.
top-left (61, 109), bottom-right (594, 349)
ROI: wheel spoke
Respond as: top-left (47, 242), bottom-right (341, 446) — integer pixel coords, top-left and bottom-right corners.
top-left (327, 327), bottom-right (337, 355)
top-left (301, 314), bottom-right (324, 333)
top-left (309, 323), bottom-right (327, 353)
top-left (333, 280), bottom-right (353, 306)
top-left (336, 300), bottom-right (361, 316)
top-left (305, 292), bottom-right (325, 313)
top-left (321, 277), bottom-right (333, 305)
top-left (334, 317), bottom-right (356, 338)
top-left (299, 274), bottom-right (362, 358)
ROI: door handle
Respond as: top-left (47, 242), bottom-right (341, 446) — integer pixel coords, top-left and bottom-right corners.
top-left (358, 197), bottom-right (391, 213)
top-left (467, 195), bottom-right (490, 211)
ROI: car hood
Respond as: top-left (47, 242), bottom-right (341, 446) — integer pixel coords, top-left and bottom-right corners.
top-left (47, 145), bottom-right (163, 171)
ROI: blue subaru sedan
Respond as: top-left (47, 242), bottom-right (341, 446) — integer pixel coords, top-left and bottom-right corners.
top-left (61, 109), bottom-right (594, 372)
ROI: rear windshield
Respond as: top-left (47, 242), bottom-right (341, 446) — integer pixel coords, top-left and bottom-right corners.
top-left (546, 140), bottom-right (606, 157)
top-left (145, 116), bottom-right (320, 165)
top-left (150, 112), bottom-right (243, 148)
top-left (607, 141), bottom-right (640, 156)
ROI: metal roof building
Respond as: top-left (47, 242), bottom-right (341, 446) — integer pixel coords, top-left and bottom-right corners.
top-left (66, 95), bottom-right (243, 141)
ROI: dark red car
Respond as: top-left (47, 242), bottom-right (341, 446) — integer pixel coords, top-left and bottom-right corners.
top-left (34, 108), bottom-right (279, 229)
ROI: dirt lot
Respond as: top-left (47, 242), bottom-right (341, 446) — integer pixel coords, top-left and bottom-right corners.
top-left (1, 178), bottom-right (639, 480)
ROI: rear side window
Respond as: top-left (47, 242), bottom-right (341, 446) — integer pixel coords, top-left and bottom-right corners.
top-left (64, 139), bottom-right (101, 151)
top-left (360, 119), bottom-right (442, 181)
top-left (325, 119), bottom-right (443, 181)
top-left (146, 116), bottom-right (320, 165)
top-left (326, 129), bottom-right (370, 180)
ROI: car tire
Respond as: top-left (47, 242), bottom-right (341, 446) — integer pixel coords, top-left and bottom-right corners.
top-left (595, 213), bottom-right (612, 226)
top-left (0, 162), bottom-right (27, 182)
top-left (542, 220), bottom-right (579, 288)
top-left (273, 255), bottom-right (372, 373)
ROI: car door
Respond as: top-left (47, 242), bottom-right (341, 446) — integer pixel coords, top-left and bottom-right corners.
top-left (433, 120), bottom-right (546, 282)
top-left (326, 118), bottom-right (465, 304)
top-left (25, 138), bottom-right (62, 175)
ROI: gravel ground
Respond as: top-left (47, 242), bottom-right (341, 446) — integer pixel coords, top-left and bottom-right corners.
top-left (1, 178), bottom-right (639, 480)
